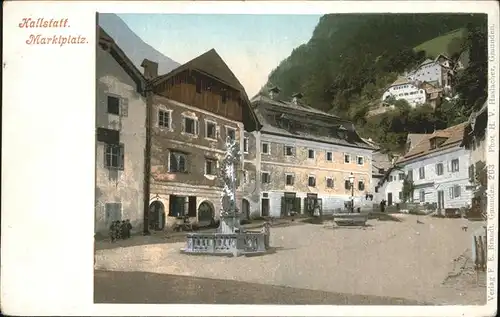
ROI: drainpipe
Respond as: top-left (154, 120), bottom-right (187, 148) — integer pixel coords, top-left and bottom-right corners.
top-left (142, 81), bottom-right (153, 236)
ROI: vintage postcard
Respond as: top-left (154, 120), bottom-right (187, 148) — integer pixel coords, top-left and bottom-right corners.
top-left (2, 1), bottom-right (499, 316)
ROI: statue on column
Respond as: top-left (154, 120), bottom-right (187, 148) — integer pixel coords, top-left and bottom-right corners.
top-left (219, 136), bottom-right (241, 217)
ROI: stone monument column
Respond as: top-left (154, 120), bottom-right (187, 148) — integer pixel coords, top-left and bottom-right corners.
top-left (218, 136), bottom-right (241, 234)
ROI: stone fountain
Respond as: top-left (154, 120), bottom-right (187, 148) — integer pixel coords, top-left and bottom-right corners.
top-left (181, 137), bottom-right (267, 256)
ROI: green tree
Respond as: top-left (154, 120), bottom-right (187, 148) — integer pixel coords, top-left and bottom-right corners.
top-left (402, 177), bottom-right (415, 203)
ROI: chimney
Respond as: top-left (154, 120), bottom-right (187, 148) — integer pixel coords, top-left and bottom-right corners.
top-left (268, 86), bottom-right (281, 100)
top-left (140, 59), bottom-right (159, 80)
top-left (292, 92), bottom-right (303, 105)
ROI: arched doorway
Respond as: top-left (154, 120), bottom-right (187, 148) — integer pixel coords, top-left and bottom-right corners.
top-left (242, 199), bottom-right (250, 220)
top-left (198, 201), bottom-right (215, 227)
top-left (149, 201), bottom-right (165, 231)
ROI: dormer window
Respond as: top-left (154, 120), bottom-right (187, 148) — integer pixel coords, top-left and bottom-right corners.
top-left (336, 125), bottom-right (348, 139)
top-left (430, 136), bottom-right (447, 149)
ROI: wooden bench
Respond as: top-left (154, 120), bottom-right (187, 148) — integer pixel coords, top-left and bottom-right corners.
top-left (332, 213), bottom-right (369, 226)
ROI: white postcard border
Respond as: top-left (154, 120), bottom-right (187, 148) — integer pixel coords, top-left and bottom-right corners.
top-left (1, 1), bottom-right (499, 316)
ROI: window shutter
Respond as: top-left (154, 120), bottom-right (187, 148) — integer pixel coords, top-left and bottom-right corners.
top-left (447, 161), bottom-right (451, 172)
top-left (281, 197), bottom-right (286, 216)
top-left (181, 117), bottom-right (186, 133)
top-left (120, 98), bottom-right (129, 117)
top-left (188, 196), bottom-right (197, 217)
top-left (120, 145), bottom-right (125, 169)
top-left (195, 120), bottom-right (199, 135)
top-left (456, 186), bottom-right (461, 197)
top-left (104, 146), bottom-right (108, 167)
top-left (283, 145), bottom-right (286, 155)
top-left (449, 187), bottom-right (453, 199)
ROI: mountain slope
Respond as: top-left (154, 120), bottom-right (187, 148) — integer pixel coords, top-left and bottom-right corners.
top-left (262, 13), bottom-right (487, 153)
top-left (414, 28), bottom-right (467, 59)
top-left (98, 13), bottom-right (180, 75)
top-left (264, 14), bottom-right (485, 113)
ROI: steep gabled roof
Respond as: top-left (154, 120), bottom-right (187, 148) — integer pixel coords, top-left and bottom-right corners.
top-left (418, 58), bottom-right (435, 67)
top-left (397, 122), bottom-right (468, 164)
top-left (151, 48), bottom-right (244, 91)
top-left (390, 77), bottom-right (411, 87)
top-left (98, 26), bottom-right (146, 93)
top-left (149, 48), bottom-right (259, 131)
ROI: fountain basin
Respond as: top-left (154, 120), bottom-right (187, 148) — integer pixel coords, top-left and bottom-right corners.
top-left (181, 231), bottom-right (267, 256)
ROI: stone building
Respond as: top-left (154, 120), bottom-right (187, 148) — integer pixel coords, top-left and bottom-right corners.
top-left (381, 77), bottom-right (427, 107)
top-left (95, 27), bottom-right (147, 234)
top-left (383, 122), bottom-right (473, 211)
top-left (407, 54), bottom-right (455, 90)
top-left (241, 88), bottom-right (375, 218)
top-left (141, 49), bottom-right (258, 230)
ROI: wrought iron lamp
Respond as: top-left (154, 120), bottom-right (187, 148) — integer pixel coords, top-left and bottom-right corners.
top-left (349, 172), bottom-right (355, 213)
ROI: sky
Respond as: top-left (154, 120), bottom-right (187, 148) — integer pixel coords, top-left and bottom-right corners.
top-left (118, 14), bottom-right (321, 97)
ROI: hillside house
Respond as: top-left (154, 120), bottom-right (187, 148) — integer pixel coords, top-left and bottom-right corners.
top-left (406, 54), bottom-right (455, 92)
top-left (241, 88), bottom-right (375, 218)
top-left (386, 122), bottom-right (473, 213)
top-left (381, 77), bottom-right (427, 107)
top-left (141, 49), bottom-right (258, 230)
top-left (95, 28), bottom-right (147, 234)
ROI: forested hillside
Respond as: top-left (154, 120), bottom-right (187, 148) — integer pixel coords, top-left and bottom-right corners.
top-left (263, 14), bottom-right (487, 152)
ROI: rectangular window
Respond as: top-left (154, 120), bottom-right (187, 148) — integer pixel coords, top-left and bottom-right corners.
top-left (226, 127), bottom-right (236, 141)
top-left (398, 192), bottom-right (403, 200)
top-left (183, 117), bottom-right (198, 135)
top-left (205, 158), bottom-right (217, 175)
top-left (261, 172), bottom-right (270, 184)
top-left (436, 163), bottom-right (444, 176)
top-left (285, 174), bottom-right (294, 186)
top-left (344, 154), bottom-right (351, 163)
top-left (451, 159), bottom-right (459, 172)
top-left (243, 137), bottom-right (249, 153)
top-left (169, 151), bottom-right (188, 173)
top-left (419, 190), bottom-right (425, 203)
top-left (158, 110), bottom-right (171, 129)
top-left (308, 176), bottom-right (316, 187)
top-left (450, 185), bottom-right (461, 198)
top-left (105, 143), bottom-right (124, 170)
top-left (344, 180), bottom-right (351, 190)
top-left (262, 142), bottom-right (270, 154)
top-left (308, 149), bottom-right (315, 159)
top-left (205, 121), bottom-right (216, 139)
top-left (469, 164), bottom-right (475, 181)
top-left (398, 173), bottom-right (405, 181)
top-left (407, 170), bottom-right (413, 181)
top-left (419, 167), bottom-right (425, 179)
top-left (242, 170), bottom-right (248, 184)
top-left (357, 156), bottom-right (364, 165)
top-left (107, 96), bottom-right (120, 115)
top-left (375, 186), bottom-right (379, 193)
top-left (358, 180), bottom-right (365, 191)
top-left (284, 146), bottom-right (295, 156)
top-left (326, 151), bottom-right (333, 162)
top-left (326, 177), bottom-right (334, 188)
